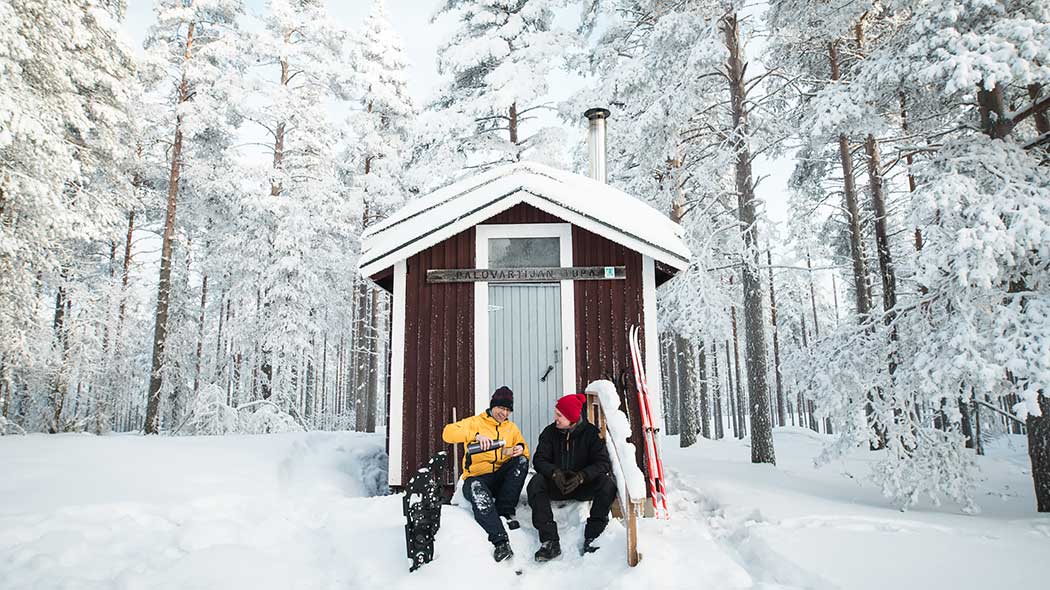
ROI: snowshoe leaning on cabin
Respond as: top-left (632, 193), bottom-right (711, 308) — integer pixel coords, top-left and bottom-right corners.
top-left (442, 386), bottom-right (530, 562)
top-left (527, 393), bottom-right (616, 561)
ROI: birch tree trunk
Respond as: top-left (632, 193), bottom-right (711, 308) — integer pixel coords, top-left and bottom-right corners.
top-left (366, 287), bottom-right (380, 432)
top-left (49, 283), bottom-right (70, 433)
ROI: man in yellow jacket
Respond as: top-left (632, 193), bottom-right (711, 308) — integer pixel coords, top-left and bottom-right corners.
top-left (442, 386), bottom-right (529, 562)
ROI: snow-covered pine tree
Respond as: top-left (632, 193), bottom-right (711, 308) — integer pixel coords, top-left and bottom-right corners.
top-left (141, 0), bottom-right (247, 434)
top-left (341, 0), bottom-right (414, 432)
top-left (225, 0), bottom-right (358, 428)
top-left (417, 0), bottom-right (576, 185)
top-left (570, 1), bottom-right (786, 462)
top-left (0, 0), bottom-right (138, 432)
top-left (770, 0), bottom-right (1050, 512)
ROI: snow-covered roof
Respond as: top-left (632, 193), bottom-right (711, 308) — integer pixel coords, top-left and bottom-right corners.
top-left (359, 161), bottom-right (691, 277)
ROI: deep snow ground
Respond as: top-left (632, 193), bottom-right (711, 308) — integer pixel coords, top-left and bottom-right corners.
top-left (0, 429), bottom-right (1047, 589)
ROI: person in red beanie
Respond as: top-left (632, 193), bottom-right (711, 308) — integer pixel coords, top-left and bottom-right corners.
top-left (526, 392), bottom-right (615, 561)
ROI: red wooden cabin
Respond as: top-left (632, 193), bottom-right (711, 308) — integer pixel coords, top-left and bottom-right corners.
top-left (360, 112), bottom-right (691, 488)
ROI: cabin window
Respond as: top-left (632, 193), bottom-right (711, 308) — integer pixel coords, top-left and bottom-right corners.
top-left (487, 237), bottom-right (560, 268)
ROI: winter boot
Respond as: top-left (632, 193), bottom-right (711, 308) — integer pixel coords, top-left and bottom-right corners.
top-left (493, 541), bottom-right (514, 563)
top-left (501, 515), bottom-right (520, 530)
top-left (534, 540), bottom-right (561, 562)
top-left (582, 537), bottom-right (600, 555)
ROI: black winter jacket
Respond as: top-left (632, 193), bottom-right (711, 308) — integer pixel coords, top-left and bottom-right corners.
top-left (533, 418), bottom-right (612, 483)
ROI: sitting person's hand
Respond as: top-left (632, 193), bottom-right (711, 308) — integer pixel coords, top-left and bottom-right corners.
top-left (562, 471), bottom-right (584, 494)
top-left (551, 469), bottom-right (567, 492)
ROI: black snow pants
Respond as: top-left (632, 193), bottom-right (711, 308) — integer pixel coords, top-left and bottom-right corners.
top-left (461, 455), bottom-right (528, 545)
top-left (527, 472), bottom-right (616, 543)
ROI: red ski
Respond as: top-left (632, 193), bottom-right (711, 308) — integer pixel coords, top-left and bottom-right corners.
top-left (628, 325), bottom-right (670, 518)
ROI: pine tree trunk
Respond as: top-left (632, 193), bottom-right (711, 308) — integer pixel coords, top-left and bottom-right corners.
top-left (730, 298), bottom-right (746, 438)
top-left (828, 42), bottom-right (872, 320)
top-left (145, 21), bottom-right (196, 435)
top-left (319, 331), bottom-right (328, 425)
top-left (767, 250), bottom-right (786, 427)
top-left (725, 338), bottom-right (737, 437)
top-left (711, 341), bottom-right (724, 439)
top-left (979, 81), bottom-right (1050, 511)
top-left (509, 102), bottom-right (519, 151)
top-left (799, 314), bottom-right (809, 429)
top-left (722, 14), bottom-right (774, 462)
top-left (192, 274), bottom-right (208, 398)
top-left (806, 253), bottom-right (820, 338)
top-left (698, 343), bottom-right (711, 439)
top-left (1029, 394), bottom-right (1050, 512)
top-left (899, 94), bottom-right (925, 252)
top-left (830, 39), bottom-right (881, 448)
top-left (662, 333), bottom-right (680, 436)
top-left (677, 332), bottom-right (698, 447)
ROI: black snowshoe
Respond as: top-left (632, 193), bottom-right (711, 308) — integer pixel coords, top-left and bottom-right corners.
top-left (403, 451), bottom-right (448, 572)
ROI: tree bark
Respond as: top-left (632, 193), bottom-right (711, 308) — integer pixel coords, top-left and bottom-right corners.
top-left (192, 274), bottom-right (208, 398)
top-left (1029, 394), bottom-right (1050, 512)
top-left (145, 21), bottom-right (196, 434)
top-left (723, 12), bottom-right (774, 462)
top-left (698, 343), bottom-right (711, 439)
top-left (711, 341), bottom-right (724, 439)
top-left (729, 289), bottom-right (747, 438)
top-left (366, 287), bottom-right (380, 432)
top-left (352, 278), bottom-right (370, 430)
top-left (117, 210), bottom-right (135, 337)
top-left (980, 80), bottom-right (1050, 511)
top-left (509, 102), bottom-right (519, 150)
top-left (829, 41), bottom-right (872, 320)
top-left (899, 93), bottom-right (924, 252)
top-left (663, 332), bottom-right (681, 436)
top-left (49, 284), bottom-right (70, 433)
top-left (725, 338), bottom-right (737, 437)
top-left (677, 332), bottom-right (698, 447)
top-left (767, 250), bottom-right (786, 427)
top-left (1029, 84), bottom-right (1050, 145)
top-left (799, 314), bottom-right (811, 430)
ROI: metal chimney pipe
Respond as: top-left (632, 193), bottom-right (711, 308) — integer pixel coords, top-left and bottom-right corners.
top-left (584, 108), bottom-right (611, 184)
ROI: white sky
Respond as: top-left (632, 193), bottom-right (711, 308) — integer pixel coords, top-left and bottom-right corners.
top-left (121, 0), bottom-right (793, 224)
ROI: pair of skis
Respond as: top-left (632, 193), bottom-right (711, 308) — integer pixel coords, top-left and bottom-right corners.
top-left (628, 326), bottom-right (670, 519)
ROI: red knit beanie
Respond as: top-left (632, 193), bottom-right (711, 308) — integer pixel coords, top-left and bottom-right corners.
top-left (555, 393), bottom-right (587, 423)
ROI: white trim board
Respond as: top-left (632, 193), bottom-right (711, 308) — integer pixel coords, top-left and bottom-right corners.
top-left (642, 255), bottom-right (663, 432)
top-left (360, 189), bottom-right (688, 277)
top-left (387, 260), bottom-right (407, 487)
top-left (474, 224), bottom-right (576, 412)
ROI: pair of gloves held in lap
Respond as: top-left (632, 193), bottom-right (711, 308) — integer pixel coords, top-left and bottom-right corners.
top-left (551, 469), bottom-right (585, 495)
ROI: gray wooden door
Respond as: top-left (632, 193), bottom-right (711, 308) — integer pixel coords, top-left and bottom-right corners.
top-left (489, 283), bottom-right (562, 453)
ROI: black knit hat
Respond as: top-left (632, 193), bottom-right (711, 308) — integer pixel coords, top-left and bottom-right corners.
top-left (490, 386), bottom-right (514, 411)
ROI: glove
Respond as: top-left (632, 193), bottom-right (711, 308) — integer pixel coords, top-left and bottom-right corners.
top-left (551, 469), bottom-right (568, 492)
top-left (562, 471), bottom-right (584, 495)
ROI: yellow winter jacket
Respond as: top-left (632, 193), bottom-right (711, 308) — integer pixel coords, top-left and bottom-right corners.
top-left (442, 410), bottom-right (530, 479)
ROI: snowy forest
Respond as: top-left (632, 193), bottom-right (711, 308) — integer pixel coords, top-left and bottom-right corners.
top-left (3, 0), bottom-right (1050, 521)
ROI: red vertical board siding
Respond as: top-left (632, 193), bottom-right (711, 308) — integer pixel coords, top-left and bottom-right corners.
top-left (401, 227), bottom-right (475, 485)
top-left (397, 202), bottom-right (652, 488)
top-left (572, 226), bottom-right (650, 487)
top-left (484, 202), bottom-right (562, 225)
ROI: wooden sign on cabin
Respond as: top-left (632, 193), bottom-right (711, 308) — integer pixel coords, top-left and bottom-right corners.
top-left (359, 112), bottom-right (691, 493)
